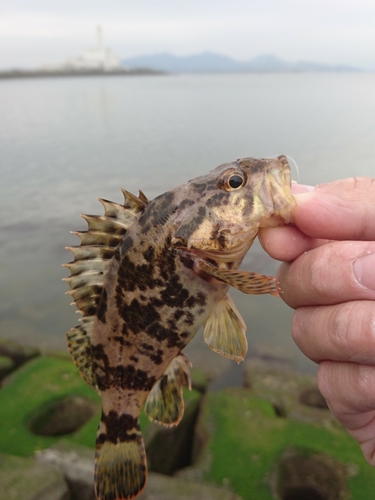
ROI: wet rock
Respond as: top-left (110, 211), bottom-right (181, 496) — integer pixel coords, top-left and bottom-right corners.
top-left (37, 442), bottom-right (243, 500)
top-left (249, 342), bottom-right (294, 366)
top-left (28, 395), bottom-right (99, 436)
top-left (138, 472), bottom-right (243, 499)
top-left (0, 338), bottom-right (40, 368)
top-left (185, 334), bottom-right (232, 382)
top-left (0, 452), bottom-right (69, 500)
top-left (144, 387), bottom-right (201, 475)
top-left (243, 359), bottom-right (336, 427)
top-left (36, 442), bottom-right (95, 500)
top-left (272, 447), bottom-right (350, 500)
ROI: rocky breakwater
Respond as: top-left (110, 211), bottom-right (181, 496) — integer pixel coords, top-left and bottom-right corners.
top-left (0, 339), bottom-right (375, 499)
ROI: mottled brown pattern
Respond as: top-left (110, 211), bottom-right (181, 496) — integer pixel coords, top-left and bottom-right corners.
top-left (65, 155), bottom-right (296, 500)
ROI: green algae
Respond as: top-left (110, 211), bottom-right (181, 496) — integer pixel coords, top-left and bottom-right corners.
top-left (0, 355), bottom-right (199, 456)
top-left (0, 356), bottom-right (101, 455)
top-left (195, 388), bottom-right (375, 500)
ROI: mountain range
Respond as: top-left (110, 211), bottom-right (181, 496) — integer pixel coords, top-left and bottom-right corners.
top-left (121, 52), bottom-right (360, 73)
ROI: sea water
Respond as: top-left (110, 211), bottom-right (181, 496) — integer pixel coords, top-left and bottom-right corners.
top-left (1, 72), bottom-right (375, 376)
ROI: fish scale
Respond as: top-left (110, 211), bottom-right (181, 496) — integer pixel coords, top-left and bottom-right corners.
top-left (64, 155), bottom-right (296, 500)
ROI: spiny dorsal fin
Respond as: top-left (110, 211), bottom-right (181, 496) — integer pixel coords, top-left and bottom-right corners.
top-left (64, 188), bottom-right (148, 387)
top-left (144, 353), bottom-right (191, 427)
top-left (138, 189), bottom-right (149, 204)
top-left (203, 295), bottom-right (248, 363)
top-left (121, 188), bottom-right (148, 212)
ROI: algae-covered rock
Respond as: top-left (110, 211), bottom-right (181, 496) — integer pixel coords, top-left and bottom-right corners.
top-left (37, 442), bottom-right (243, 500)
top-left (272, 447), bottom-right (350, 500)
top-left (0, 354), bottom-right (15, 381)
top-left (186, 387), bottom-right (375, 500)
top-left (244, 359), bottom-right (338, 428)
top-left (0, 355), bottom-right (100, 456)
top-left (0, 453), bottom-right (69, 500)
top-left (28, 394), bottom-right (99, 437)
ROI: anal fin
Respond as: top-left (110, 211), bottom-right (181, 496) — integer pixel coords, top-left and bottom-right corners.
top-left (204, 295), bottom-right (247, 363)
top-left (144, 354), bottom-right (191, 427)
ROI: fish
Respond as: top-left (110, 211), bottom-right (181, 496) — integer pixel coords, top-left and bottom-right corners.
top-left (63, 155), bottom-right (295, 500)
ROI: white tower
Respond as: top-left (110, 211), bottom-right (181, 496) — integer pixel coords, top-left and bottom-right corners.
top-left (65, 26), bottom-right (120, 71)
top-left (97, 25), bottom-right (104, 52)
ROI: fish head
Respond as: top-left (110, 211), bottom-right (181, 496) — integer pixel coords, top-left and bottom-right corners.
top-left (172, 155), bottom-right (295, 265)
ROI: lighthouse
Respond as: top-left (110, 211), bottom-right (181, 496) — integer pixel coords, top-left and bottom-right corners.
top-left (65, 26), bottom-right (120, 71)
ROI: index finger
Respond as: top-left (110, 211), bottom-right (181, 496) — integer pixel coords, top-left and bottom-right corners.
top-left (292, 177), bottom-right (375, 240)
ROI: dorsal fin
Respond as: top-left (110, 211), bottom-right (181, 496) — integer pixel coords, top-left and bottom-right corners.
top-left (63, 188), bottom-right (148, 386)
top-left (138, 190), bottom-right (149, 204)
top-left (121, 188), bottom-right (147, 212)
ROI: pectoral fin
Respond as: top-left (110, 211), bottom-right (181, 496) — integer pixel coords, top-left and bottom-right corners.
top-left (204, 295), bottom-right (247, 363)
top-left (144, 354), bottom-right (191, 427)
top-left (197, 259), bottom-right (280, 296)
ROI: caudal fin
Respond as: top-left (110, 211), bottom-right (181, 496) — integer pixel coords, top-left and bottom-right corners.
top-left (95, 422), bottom-right (147, 500)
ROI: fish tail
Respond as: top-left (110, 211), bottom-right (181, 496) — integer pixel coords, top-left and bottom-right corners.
top-left (95, 413), bottom-right (147, 500)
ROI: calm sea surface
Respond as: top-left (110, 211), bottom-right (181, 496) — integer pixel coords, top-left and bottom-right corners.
top-left (1, 72), bottom-right (375, 381)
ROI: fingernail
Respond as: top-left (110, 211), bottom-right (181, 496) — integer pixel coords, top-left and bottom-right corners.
top-left (353, 253), bottom-right (375, 291)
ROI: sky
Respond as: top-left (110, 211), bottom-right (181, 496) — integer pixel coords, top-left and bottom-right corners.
top-left (1, 0), bottom-right (375, 70)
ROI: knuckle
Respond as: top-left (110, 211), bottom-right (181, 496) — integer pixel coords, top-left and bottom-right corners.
top-left (330, 302), bottom-right (375, 362)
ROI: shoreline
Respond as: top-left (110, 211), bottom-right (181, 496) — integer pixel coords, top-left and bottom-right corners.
top-left (0, 68), bottom-right (165, 80)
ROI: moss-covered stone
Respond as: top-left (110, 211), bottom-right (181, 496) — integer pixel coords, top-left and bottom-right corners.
top-left (244, 359), bottom-right (338, 428)
top-left (0, 354), bottom-right (15, 381)
top-left (273, 448), bottom-right (350, 500)
top-left (0, 355), bottom-right (101, 456)
top-left (28, 395), bottom-right (99, 437)
top-left (0, 353), bottom-right (202, 470)
top-left (187, 388), bottom-right (375, 500)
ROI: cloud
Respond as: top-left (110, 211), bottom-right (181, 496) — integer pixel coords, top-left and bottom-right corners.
top-left (1, 0), bottom-right (375, 69)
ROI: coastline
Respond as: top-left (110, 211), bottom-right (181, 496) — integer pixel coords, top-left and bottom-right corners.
top-left (0, 68), bottom-right (165, 80)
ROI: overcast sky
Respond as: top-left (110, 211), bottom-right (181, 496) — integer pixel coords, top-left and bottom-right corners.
top-left (1, 0), bottom-right (375, 70)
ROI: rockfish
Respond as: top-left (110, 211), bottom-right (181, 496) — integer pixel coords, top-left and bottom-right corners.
top-left (64, 155), bottom-right (295, 500)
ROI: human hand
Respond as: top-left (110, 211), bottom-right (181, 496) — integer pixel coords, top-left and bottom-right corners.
top-left (258, 177), bottom-right (375, 465)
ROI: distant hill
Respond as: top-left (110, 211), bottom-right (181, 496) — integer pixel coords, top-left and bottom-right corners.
top-left (121, 52), bottom-right (361, 73)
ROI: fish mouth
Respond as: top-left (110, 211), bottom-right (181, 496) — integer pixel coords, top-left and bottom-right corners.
top-left (258, 157), bottom-right (296, 226)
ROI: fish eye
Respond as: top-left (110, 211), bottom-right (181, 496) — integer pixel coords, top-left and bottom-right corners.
top-left (228, 174), bottom-right (245, 190)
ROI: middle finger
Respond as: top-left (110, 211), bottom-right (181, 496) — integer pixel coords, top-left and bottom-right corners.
top-left (293, 301), bottom-right (375, 365)
top-left (277, 241), bottom-right (375, 308)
